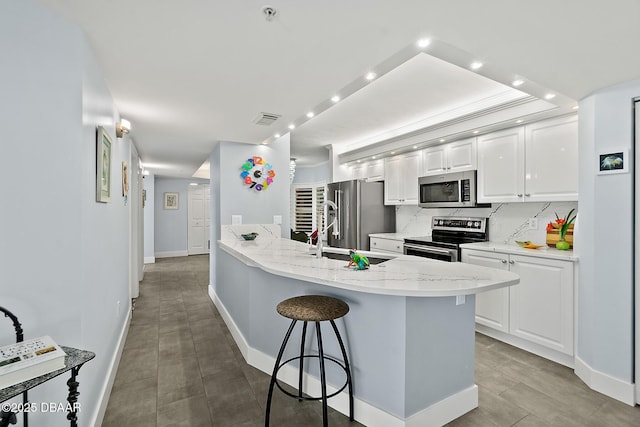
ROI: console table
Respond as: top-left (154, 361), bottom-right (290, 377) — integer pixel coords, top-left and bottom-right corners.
top-left (0, 346), bottom-right (95, 427)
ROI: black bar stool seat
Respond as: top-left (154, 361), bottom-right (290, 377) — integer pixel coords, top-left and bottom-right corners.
top-left (265, 295), bottom-right (354, 427)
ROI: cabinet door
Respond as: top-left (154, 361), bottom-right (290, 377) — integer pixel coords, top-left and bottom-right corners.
top-left (477, 128), bottom-right (525, 203)
top-left (399, 152), bottom-right (420, 204)
top-left (384, 156), bottom-right (404, 205)
top-left (461, 249), bottom-right (510, 333)
top-left (524, 115), bottom-right (578, 202)
top-left (509, 255), bottom-right (574, 355)
top-left (366, 159), bottom-right (385, 181)
top-left (384, 153), bottom-right (420, 205)
top-left (351, 163), bottom-right (366, 180)
top-left (422, 146), bottom-right (447, 176)
top-left (370, 237), bottom-right (404, 253)
top-left (448, 138), bottom-right (477, 173)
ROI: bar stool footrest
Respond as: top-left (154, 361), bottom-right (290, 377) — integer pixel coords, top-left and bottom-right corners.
top-left (274, 355), bottom-right (350, 401)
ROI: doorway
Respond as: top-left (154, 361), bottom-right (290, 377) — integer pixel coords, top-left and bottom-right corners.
top-left (188, 184), bottom-right (211, 255)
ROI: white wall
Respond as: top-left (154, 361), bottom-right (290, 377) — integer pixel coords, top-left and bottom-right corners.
top-left (292, 161), bottom-right (331, 184)
top-left (143, 174), bottom-right (155, 262)
top-left (0, 1), bottom-right (132, 425)
top-left (154, 177), bottom-right (209, 257)
top-left (576, 79), bottom-right (639, 398)
top-left (209, 135), bottom-right (291, 290)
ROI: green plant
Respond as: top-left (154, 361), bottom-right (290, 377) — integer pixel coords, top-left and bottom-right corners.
top-left (558, 209), bottom-right (577, 240)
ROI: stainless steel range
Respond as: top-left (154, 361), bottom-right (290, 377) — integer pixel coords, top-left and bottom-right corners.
top-left (403, 217), bottom-right (489, 262)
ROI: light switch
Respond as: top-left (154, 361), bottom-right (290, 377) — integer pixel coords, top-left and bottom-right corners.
top-left (232, 215), bottom-right (242, 225)
top-left (273, 215), bottom-right (282, 225)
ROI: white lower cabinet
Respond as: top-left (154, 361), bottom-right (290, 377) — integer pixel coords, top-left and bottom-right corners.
top-left (369, 237), bottom-right (404, 254)
top-left (462, 249), bottom-right (575, 360)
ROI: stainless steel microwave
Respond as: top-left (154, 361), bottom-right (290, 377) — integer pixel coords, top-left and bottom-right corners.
top-left (418, 170), bottom-right (483, 208)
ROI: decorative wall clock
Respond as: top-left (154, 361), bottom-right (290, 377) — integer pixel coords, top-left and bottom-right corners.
top-left (240, 156), bottom-right (275, 191)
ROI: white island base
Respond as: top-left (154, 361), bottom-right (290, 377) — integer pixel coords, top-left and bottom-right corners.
top-left (210, 225), bottom-right (519, 427)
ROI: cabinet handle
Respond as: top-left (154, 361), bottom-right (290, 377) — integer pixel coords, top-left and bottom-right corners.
top-left (509, 260), bottom-right (515, 265)
top-left (516, 194), bottom-right (523, 197)
top-left (525, 193), bottom-right (531, 197)
top-left (501, 259), bottom-right (507, 264)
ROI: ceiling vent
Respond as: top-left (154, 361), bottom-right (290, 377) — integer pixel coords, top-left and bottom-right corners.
top-left (252, 112), bottom-right (281, 126)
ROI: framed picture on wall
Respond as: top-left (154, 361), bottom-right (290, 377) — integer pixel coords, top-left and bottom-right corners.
top-left (164, 192), bottom-right (179, 209)
top-left (597, 148), bottom-right (628, 175)
top-left (96, 126), bottom-right (112, 202)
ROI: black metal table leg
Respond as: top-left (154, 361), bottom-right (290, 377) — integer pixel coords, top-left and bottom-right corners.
top-left (66, 366), bottom-right (81, 427)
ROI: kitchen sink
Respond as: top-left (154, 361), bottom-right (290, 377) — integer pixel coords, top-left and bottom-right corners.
top-left (318, 251), bottom-right (394, 265)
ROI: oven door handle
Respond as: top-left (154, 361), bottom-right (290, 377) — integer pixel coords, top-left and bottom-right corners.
top-left (403, 244), bottom-right (455, 255)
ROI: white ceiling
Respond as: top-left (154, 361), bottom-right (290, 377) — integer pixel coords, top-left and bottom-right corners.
top-left (38, 0), bottom-right (640, 176)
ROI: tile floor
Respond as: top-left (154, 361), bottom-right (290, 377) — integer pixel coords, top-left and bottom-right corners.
top-left (103, 255), bottom-right (640, 426)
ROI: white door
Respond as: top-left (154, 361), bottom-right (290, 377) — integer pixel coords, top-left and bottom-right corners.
top-left (188, 184), bottom-right (210, 255)
top-left (461, 249), bottom-right (510, 333)
top-left (524, 115), bottom-right (579, 202)
top-left (477, 127), bottom-right (524, 203)
top-left (447, 138), bottom-right (477, 173)
top-left (422, 145), bottom-right (447, 175)
top-left (635, 100), bottom-right (639, 404)
top-left (509, 255), bottom-right (574, 355)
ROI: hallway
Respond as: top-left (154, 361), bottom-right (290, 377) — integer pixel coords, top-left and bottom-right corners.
top-left (102, 255), bottom-right (356, 426)
top-left (103, 256), bottom-right (640, 426)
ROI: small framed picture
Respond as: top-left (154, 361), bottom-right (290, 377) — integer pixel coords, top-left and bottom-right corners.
top-left (96, 126), bottom-right (112, 203)
top-left (164, 192), bottom-right (179, 209)
top-left (597, 148), bottom-right (628, 175)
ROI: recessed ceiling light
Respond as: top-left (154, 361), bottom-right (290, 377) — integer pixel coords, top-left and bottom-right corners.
top-left (357, 160), bottom-right (361, 163)
top-left (439, 138), bottom-right (445, 142)
top-left (516, 119), bottom-right (523, 124)
top-left (306, 112), bottom-right (314, 118)
top-left (413, 145), bottom-right (418, 149)
top-left (572, 105), bottom-right (579, 110)
top-left (417, 38), bottom-right (431, 48)
top-left (365, 72), bottom-right (377, 81)
top-left (473, 130), bottom-right (479, 134)
top-left (390, 151), bottom-right (396, 155)
top-left (274, 133), bottom-right (281, 138)
top-left (372, 156), bottom-right (376, 159)
top-left (331, 95), bottom-right (340, 103)
top-left (512, 79), bottom-right (524, 87)
top-left (470, 62), bottom-right (483, 70)
top-left (545, 93), bottom-right (556, 100)
top-left (288, 124), bottom-right (295, 130)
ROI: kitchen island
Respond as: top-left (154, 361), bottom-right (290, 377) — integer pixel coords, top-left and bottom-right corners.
top-left (211, 224), bottom-right (519, 426)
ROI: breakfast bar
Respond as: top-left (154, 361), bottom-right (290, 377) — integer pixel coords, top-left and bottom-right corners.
top-left (210, 225), bottom-right (519, 426)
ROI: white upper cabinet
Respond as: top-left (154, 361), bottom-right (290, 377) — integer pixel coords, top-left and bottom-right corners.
top-left (350, 159), bottom-right (384, 181)
top-left (477, 115), bottom-right (578, 203)
top-left (421, 138), bottom-right (477, 176)
top-left (524, 116), bottom-right (579, 202)
top-left (384, 152), bottom-right (420, 205)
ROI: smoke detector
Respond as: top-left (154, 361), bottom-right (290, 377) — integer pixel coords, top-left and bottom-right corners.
top-left (262, 5), bottom-right (277, 21)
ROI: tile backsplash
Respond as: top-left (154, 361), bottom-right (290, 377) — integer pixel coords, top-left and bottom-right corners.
top-left (396, 202), bottom-right (579, 244)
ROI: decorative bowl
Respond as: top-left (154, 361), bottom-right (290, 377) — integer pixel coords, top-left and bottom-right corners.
top-left (241, 232), bottom-right (258, 241)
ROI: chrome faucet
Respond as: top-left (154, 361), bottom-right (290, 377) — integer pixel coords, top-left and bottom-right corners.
top-left (316, 200), bottom-right (338, 258)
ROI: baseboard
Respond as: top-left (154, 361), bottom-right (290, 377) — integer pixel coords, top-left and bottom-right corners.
top-left (89, 305), bottom-right (132, 427)
top-left (208, 286), bottom-right (249, 359)
top-left (574, 356), bottom-right (636, 406)
top-left (476, 325), bottom-right (574, 368)
top-left (155, 250), bottom-right (188, 259)
top-left (406, 385), bottom-right (478, 427)
top-left (144, 256), bottom-right (155, 264)
top-left (210, 287), bottom-right (477, 426)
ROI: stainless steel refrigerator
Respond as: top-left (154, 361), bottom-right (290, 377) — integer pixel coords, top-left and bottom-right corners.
top-left (326, 180), bottom-right (395, 250)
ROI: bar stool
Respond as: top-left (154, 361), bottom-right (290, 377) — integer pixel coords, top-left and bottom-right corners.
top-left (265, 295), bottom-right (354, 427)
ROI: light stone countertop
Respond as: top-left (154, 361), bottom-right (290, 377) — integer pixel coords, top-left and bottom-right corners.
top-left (219, 225), bottom-right (519, 297)
top-left (460, 242), bottom-right (579, 262)
top-left (368, 232), bottom-right (428, 240)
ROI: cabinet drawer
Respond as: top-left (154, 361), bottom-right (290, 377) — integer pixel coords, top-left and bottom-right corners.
top-left (370, 237), bottom-right (404, 253)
